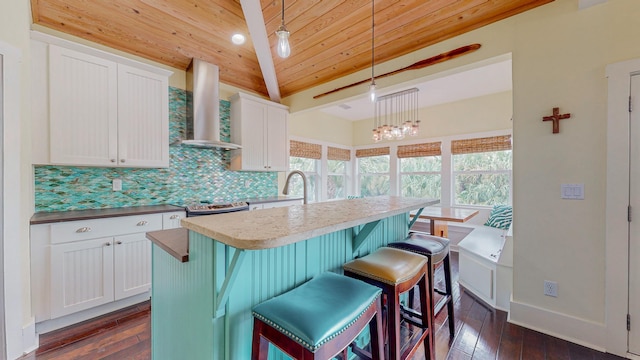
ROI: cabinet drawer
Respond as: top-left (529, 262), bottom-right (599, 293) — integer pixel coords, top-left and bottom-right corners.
top-left (162, 211), bottom-right (185, 229)
top-left (51, 214), bottom-right (163, 243)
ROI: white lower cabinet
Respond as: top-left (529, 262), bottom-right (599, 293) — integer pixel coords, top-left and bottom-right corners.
top-left (32, 210), bottom-right (184, 332)
top-left (113, 232), bottom-right (152, 301)
top-left (50, 237), bottom-right (115, 318)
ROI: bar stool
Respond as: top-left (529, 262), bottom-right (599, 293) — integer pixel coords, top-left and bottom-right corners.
top-left (343, 247), bottom-right (434, 360)
top-left (251, 271), bottom-right (384, 360)
top-left (388, 232), bottom-right (456, 338)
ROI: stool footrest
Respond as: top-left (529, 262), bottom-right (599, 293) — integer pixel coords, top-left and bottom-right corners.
top-left (399, 319), bottom-right (430, 360)
top-left (349, 344), bottom-right (372, 359)
top-left (400, 306), bottom-right (427, 329)
top-left (434, 295), bottom-right (453, 316)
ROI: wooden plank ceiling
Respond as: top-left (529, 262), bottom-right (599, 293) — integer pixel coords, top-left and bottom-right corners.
top-left (31, 0), bottom-right (553, 99)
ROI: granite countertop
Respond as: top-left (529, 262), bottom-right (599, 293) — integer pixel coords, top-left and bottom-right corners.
top-left (30, 204), bottom-right (185, 224)
top-left (181, 196), bottom-right (438, 250)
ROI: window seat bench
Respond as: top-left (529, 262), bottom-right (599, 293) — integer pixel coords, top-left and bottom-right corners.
top-left (411, 208), bottom-right (513, 311)
top-left (457, 222), bottom-right (513, 311)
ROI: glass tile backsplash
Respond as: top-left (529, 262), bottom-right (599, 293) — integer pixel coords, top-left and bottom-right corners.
top-left (34, 87), bottom-right (277, 212)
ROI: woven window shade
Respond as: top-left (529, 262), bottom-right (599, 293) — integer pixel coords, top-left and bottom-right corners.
top-left (327, 146), bottom-right (351, 161)
top-left (397, 142), bottom-right (442, 158)
top-left (356, 147), bottom-right (390, 158)
top-left (451, 135), bottom-right (512, 155)
top-left (290, 140), bottom-right (322, 159)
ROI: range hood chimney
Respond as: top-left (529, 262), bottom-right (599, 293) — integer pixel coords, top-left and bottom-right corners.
top-left (182, 58), bottom-right (241, 150)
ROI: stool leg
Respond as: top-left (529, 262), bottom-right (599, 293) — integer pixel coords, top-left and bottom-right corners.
top-left (418, 274), bottom-right (435, 360)
top-left (443, 254), bottom-right (456, 338)
top-left (427, 259), bottom-right (435, 322)
top-left (388, 287), bottom-right (401, 360)
top-left (370, 298), bottom-right (385, 360)
top-left (251, 318), bottom-right (269, 360)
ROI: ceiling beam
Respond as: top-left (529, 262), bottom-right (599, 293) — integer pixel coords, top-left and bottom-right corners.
top-left (239, 0), bottom-right (281, 102)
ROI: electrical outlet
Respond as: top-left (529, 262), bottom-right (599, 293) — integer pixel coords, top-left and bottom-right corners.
top-left (544, 280), bottom-right (558, 297)
top-left (112, 178), bottom-right (122, 191)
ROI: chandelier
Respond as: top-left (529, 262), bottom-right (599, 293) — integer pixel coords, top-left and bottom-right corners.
top-left (372, 88), bottom-right (420, 142)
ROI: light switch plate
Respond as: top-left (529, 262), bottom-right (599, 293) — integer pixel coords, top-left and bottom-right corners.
top-left (561, 183), bottom-right (584, 199)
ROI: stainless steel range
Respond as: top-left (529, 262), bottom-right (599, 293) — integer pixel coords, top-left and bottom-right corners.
top-left (185, 201), bottom-right (249, 217)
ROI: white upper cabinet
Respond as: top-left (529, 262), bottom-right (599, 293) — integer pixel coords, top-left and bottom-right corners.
top-left (116, 63), bottom-right (169, 167)
top-left (32, 33), bottom-right (171, 168)
top-left (229, 92), bottom-right (289, 171)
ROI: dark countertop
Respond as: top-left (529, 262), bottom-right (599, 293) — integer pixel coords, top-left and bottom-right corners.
top-left (244, 196), bottom-right (303, 205)
top-left (30, 204), bottom-right (185, 225)
top-left (30, 197), bottom-right (303, 225)
top-left (147, 228), bottom-right (189, 262)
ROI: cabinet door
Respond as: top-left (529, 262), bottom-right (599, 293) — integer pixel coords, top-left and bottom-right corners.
top-left (50, 237), bottom-right (115, 318)
top-left (242, 100), bottom-right (268, 170)
top-left (49, 45), bottom-right (118, 166)
top-left (117, 64), bottom-right (169, 168)
top-left (266, 106), bottom-right (288, 171)
top-left (114, 233), bottom-right (151, 300)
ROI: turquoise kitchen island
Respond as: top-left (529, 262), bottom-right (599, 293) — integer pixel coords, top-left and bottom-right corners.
top-left (148, 196), bottom-right (437, 359)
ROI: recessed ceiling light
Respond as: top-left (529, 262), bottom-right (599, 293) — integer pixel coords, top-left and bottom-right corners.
top-left (231, 34), bottom-right (245, 45)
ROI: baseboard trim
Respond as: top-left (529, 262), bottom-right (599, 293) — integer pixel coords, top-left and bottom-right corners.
top-left (509, 299), bottom-right (606, 352)
top-left (22, 318), bottom-right (38, 355)
top-left (35, 293), bottom-right (150, 334)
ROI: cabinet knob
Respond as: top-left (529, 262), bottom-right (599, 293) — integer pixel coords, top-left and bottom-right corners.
top-left (105, 242), bottom-right (111, 246)
top-left (116, 241), bottom-right (123, 245)
top-left (169, 215), bottom-right (180, 219)
top-left (75, 227), bottom-right (92, 233)
top-left (136, 220), bottom-right (148, 226)
top-left (120, 159), bottom-right (126, 163)
top-left (110, 159), bottom-right (116, 163)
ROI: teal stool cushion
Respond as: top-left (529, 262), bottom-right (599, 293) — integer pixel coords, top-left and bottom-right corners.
top-left (252, 272), bottom-right (381, 352)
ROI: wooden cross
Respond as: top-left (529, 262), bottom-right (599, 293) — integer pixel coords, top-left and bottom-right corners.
top-left (543, 107), bottom-right (571, 134)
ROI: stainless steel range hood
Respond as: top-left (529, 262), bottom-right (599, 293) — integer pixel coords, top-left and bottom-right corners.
top-left (182, 58), bottom-right (241, 150)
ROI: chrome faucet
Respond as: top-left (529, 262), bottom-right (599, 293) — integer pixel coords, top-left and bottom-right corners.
top-left (283, 170), bottom-right (308, 204)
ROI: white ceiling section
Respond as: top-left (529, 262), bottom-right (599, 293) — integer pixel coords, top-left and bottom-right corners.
top-left (320, 59), bottom-right (513, 121)
top-left (239, 0), bottom-right (281, 102)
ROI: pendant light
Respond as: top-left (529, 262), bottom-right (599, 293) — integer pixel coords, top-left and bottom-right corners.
top-left (369, 0), bottom-right (376, 102)
top-left (276, 0), bottom-right (291, 58)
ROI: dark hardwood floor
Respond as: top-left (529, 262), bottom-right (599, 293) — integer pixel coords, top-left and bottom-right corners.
top-left (22, 252), bottom-right (624, 360)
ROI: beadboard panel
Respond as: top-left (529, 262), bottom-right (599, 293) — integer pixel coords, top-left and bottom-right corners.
top-left (151, 213), bottom-right (409, 359)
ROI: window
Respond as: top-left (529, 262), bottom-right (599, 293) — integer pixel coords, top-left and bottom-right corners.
top-left (451, 135), bottom-right (512, 206)
top-left (327, 160), bottom-right (346, 200)
top-left (398, 142), bottom-right (442, 200)
top-left (289, 140), bottom-right (321, 203)
top-left (289, 157), bottom-right (319, 202)
top-left (357, 147), bottom-right (390, 197)
top-left (327, 146), bottom-right (350, 200)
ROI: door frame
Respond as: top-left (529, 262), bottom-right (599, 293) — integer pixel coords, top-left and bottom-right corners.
top-left (606, 58), bottom-right (640, 358)
top-left (0, 40), bottom-right (28, 359)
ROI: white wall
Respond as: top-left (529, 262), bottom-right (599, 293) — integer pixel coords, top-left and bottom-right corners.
top-left (352, 90), bottom-right (513, 146)
top-left (285, 0), bottom-right (640, 355)
top-left (0, 0), bottom-right (35, 358)
top-left (289, 111), bottom-right (353, 147)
